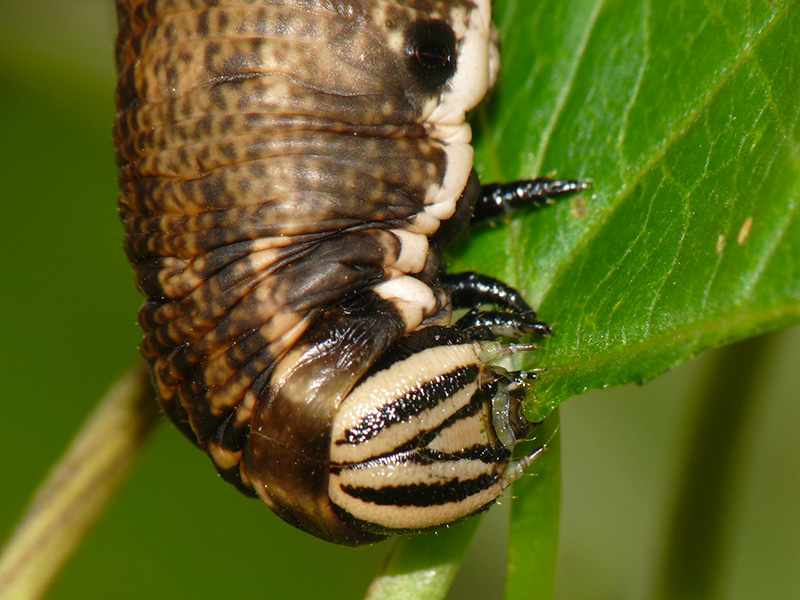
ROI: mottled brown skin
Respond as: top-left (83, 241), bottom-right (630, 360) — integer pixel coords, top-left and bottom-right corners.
top-left (115, 0), bottom-right (486, 543)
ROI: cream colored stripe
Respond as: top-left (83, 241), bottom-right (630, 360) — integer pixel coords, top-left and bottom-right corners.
top-left (337, 455), bottom-right (496, 489)
top-left (329, 477), bottom-right (506, 531)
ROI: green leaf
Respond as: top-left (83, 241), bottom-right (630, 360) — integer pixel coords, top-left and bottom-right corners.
top-left (460, 0), bottom-right (800, 421)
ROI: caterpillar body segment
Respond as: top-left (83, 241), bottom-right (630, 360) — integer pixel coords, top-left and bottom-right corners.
top-left (114, 0), bottom-right (586, 544)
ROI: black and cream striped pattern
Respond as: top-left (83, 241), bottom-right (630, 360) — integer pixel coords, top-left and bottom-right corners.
top-left (330, 344), bottom-right (519, 532)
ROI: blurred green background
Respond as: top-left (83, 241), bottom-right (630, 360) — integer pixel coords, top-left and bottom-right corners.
top-left (1, 2), bottom-right (798, 598)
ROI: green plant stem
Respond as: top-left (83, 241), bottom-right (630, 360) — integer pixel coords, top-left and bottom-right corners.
top-left (654, 334), bottom-right (775, 600)
top-left (505, 410), bottom-right (561, 600)
top-left (364, 517), bottom-right (481, 600)
top-left (0, 362), bottom-right (159, 600)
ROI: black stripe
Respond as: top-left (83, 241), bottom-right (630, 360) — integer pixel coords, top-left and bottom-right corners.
top-left (338, 365), bottom-right (479, 445)
top-left (408, 445), bottom-right (511, 465)
top-left (341, 472), bottom-right (501, 507)
top-left (330, 444), bottom-right (510, 476)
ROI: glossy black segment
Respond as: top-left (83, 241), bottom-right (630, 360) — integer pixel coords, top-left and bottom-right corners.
top-left (456, 309), bottom-right (551, 339)
top-left (472, 178), bottom-right (592, 222)
top-left (338, 366), bottom-right (480, 446)
top-left (440, 272), bottom-right (534, 314)
top-left (341, 472), bottom-right (500, 507)
top-left (406, 19), bottom-right (458, 91)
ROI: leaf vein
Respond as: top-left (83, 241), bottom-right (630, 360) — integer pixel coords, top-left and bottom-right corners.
top-left (542, 1), bottom-right (795, 307)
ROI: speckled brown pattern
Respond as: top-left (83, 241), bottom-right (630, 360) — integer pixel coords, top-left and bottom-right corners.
top-left (115, 0), bottom-right (502, 544)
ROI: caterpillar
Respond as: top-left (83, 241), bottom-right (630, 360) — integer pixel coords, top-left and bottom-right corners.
top-left (114, 0), bottom-right (587, 545)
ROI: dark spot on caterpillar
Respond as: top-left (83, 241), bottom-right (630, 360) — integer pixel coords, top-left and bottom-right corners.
top-left (406, 19), bottom-right (457, 91)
